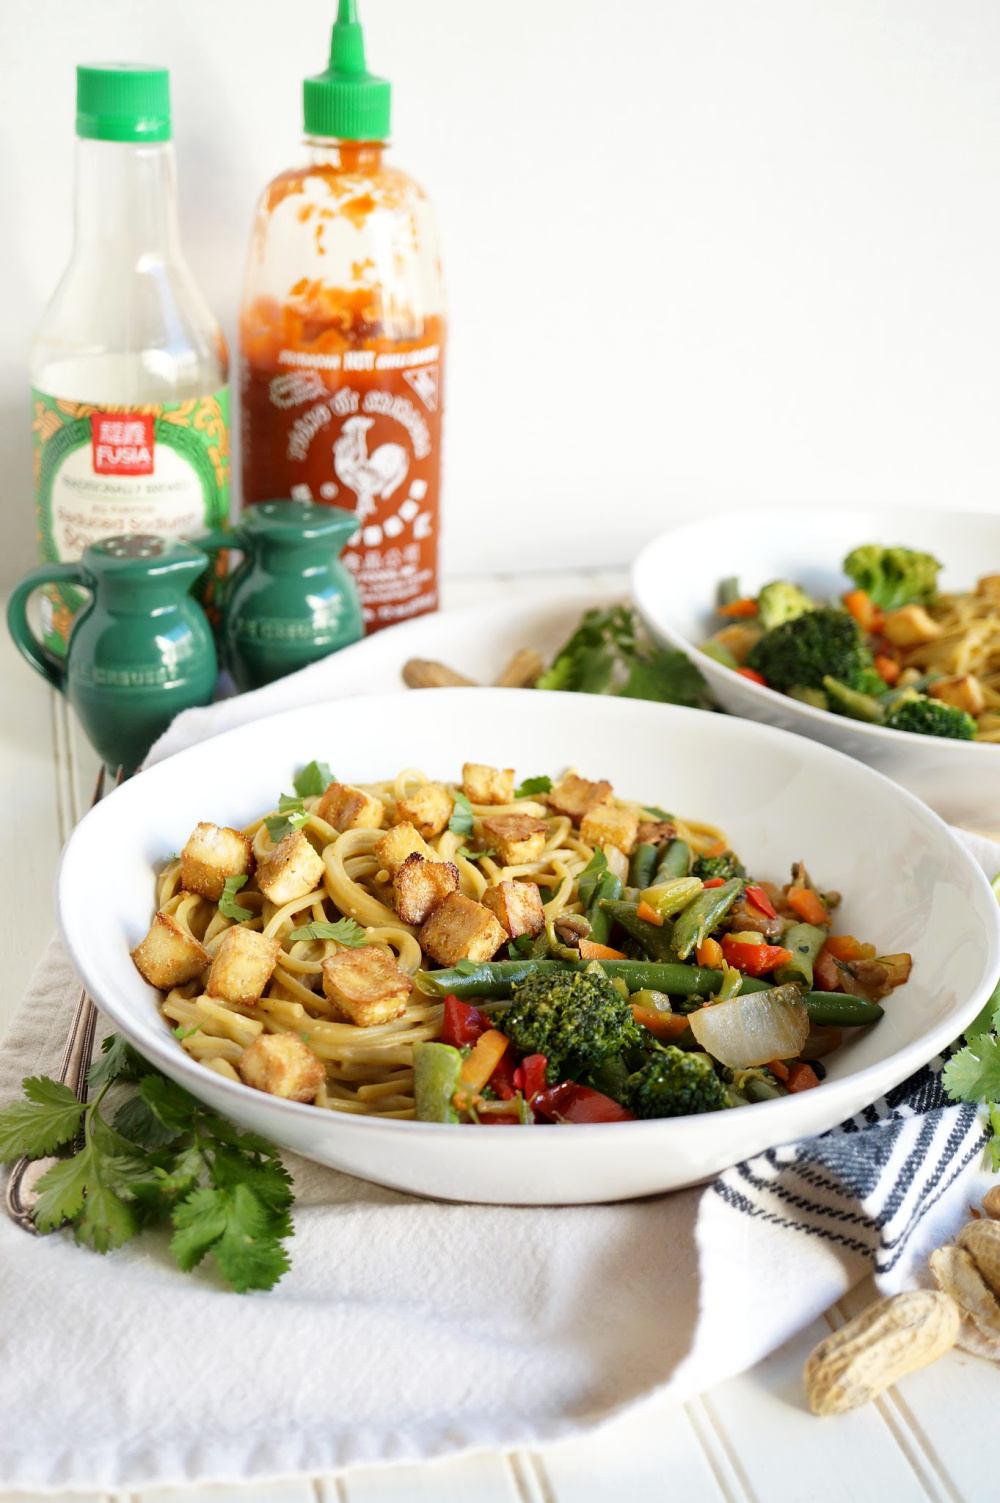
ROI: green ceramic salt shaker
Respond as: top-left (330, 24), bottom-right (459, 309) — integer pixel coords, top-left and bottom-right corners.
top-left (7, 535), bottom-right (217, 773)
top-left (214, 501), bottom-right (364, 691)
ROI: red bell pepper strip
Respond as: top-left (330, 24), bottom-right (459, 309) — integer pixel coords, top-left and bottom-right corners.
top-left (487, 1048), bottom-right (519, 1100)
top-left (440, 995), bottom-right (489, 1049)
top-left (720, 935), bottom-right (794, 977)
top-left (703, 877), bottom-right (726, 889)
top-left (736, 667), bottom-right (767, 686)
top-left (520, 1054), bottom-right (548, 1102)
top-left (533, 1082), bottom-right (635, 1123)
top-left (744, 884), bottom-right (777, 919)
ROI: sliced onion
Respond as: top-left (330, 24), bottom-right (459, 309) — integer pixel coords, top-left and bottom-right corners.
top-left (689, 983), bottom-right (809, 1070)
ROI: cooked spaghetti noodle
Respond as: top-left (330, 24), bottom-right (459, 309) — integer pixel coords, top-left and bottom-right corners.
top-left (895, 575), bottom-right (1000, 741)
top-left (141, 767), bottom-right (726, 1120)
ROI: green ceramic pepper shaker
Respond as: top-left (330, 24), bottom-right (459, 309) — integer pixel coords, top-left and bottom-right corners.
top-left (7, 534), bottom-right (217, 773)
top-left (217, 501), bottom-right (364, 691)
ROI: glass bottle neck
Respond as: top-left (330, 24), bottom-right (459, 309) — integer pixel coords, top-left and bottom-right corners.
top-left (305, 137), bottom-right (386, 172)
top-left (72, 137), bottom-right (182, 258)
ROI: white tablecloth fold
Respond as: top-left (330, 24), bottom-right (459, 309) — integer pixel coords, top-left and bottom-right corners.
top-left (0, 665), bottom-right (994, 1492)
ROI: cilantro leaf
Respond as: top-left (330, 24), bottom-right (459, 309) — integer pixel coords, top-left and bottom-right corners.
top-left (88, 1033), bottom-right (155, 1091)
top-left (453, 959), bottom-right (480, 976)
top-left (75, 1175), bottom-right (140, 1254)
top-left (32, 1148), bottom-right (94, 1231)
top-left (942, 1033), bottom-right (1000, 1104)
top-left (511, 933), bottom-right (535, 957)
top-left (988, 1104), bottom-right (1000, 1173)
top-left (514, 775), bottom-right (552, 798)
top-left (456, 845), bottom-right (495, 861)
top-left (620, 648), bottom-right (707, 707)
top-left (0, 1076), bottom-right (86, 1161)
top-left (265, 794), bottom-right (309, 842)
top-left (171, 1183), bottom-right (291, 1292)
top-left (536, 604), bottom-right (711, 708)
top-left (138, 1074), bottom-right (201, 1135)
top-left (219, 874), bottom-right (252, 923)
top-left (170, 1184), bottom-right (228, 1271)
top-left (288, 917), bottom-right (368, 946)
top-left (113, 1093), bottom-right (187, 1150)
top-left (448, 791), bottom-right (475, 837)
top-left (294, 760), bottom-right (334, 798)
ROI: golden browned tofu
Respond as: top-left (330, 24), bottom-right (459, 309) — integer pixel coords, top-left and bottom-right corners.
top-left (315, 781), bottom-right (385, 832)
top-left (396, 782), bottom-right (454, 839)
top-left (321, 945), bottom-right (413, 1026)
top-left (418, 892), bottom-right (507, 966)
top-left (394, 853), bottom-right (459, 924)
top-left (882, 605), bottom-right (942, 647)
top-left (481, 879), bottom-right (546, 939)
top-left (131, 911), bottom-right (210, 989)
top-left (180, 822), bottom-right (254, 902)
top-left (928, 674), bottom-right (985, 716)
top-left (256, 830), bottom-right (326, 906)
top-left (580, 801), bottom-right (640, 855)
top-left (461, 762), bottom-right (515, 805)
top-left (636, 819), bottom-right (677, 847)
top-left (372, 820), bottom-right (433, 876)
top-left (547, 772), bottom-right (613, 825)
top-left (480, 812), bottom-right (549, 866)
top-left (237, 1033), bottom-right (325, 1102)
top-left (206, 925), bottom-right (282, 1004)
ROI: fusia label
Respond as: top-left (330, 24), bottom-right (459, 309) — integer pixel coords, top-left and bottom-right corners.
top-left (32, 388), bottom-right (230, 652)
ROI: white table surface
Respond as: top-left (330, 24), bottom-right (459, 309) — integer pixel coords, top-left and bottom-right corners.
top-left (1, 567), bottom-right (994, 1503)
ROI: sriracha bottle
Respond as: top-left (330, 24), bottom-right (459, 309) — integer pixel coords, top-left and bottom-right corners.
top-left (239, 1), bottom-right (446, 634)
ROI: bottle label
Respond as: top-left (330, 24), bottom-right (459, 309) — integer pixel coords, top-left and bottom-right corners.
top-left (32, 388), bottom-right (230, 652)
top-left (241, 324), bottom-right (444, 634)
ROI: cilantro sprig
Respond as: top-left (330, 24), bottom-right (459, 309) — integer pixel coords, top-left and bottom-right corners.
top-left (288, 917), bottom-right (368, 946)
top-left (0, 1035), bottom-right (293, 1292)
top-left (448, 791), bottom-right (475, 837)
top-left (293, 760), bottom-right (333, 798)
top-left (265, 794), bottom-right (310, 843)
top-left (536, 604), bottom-right (710, 707)
top-left (514, 775), bottom-right (552, 798)
top-left (219, 874), bottom-right (252, 923)
top-left (943, 873), bottom-right (1000, 1169)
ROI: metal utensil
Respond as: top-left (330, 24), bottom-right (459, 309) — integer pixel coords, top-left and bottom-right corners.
top-left (5, 764), bottom-right (109, 1233)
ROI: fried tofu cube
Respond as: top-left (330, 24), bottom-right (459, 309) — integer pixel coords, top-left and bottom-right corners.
top-left (547, 772), bottom-right (613, 825)
top-left (481, 812), bottom-right (549, 866)
top-left (180, 822), bottom-right (254, 902)
top-left (461, 762), bottom-right (515, 805)
top-left (481, 879), bottom-right (546, 939)
top-left (372, 820), bottom-right (433, 877)
top-left (256, 830), bottom-right (325, 906)
top-left (394, 853), bottom-right (460, 924)
top-left (321, 945), bottom-right (412, 1026)
top-left (315, 781), bottom-right (385, 832)
top-left (206, 925), bottom-right (282, 1004)
top-left (882, 605), bottom-right (942, 648)
top-left (928, 674), bottom-right (985, 716)
top-left (396, 782), bottom-right (454, 839)
top-left (636, 819), bottom-right (676, 846)
top-left (580, 801), bottom-right (640, 855)
top-left (418, 892), bottom-right (507, 966)
top-left (237, 1033), bottom-right (325, 1102)
top-left (131, 910), bottom-right (210, 989)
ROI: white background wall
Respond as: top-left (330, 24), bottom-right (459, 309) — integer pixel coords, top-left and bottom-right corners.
top-left (1, 0), bottom-right (999, 587)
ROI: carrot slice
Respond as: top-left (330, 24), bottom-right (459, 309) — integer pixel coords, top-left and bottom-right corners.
top-left (736, 667), bottom-right (767, 686)
top-left (843, 589), bottom-right (884, 634)
top-left (767, 1059), bottom-right (790, 1082)
top-left (695, 936), bottom-right (724, 969)
top-left (823, 934), bottom-right (871, 962)
top-left (578, 939), bottom-right (628, 960)
top-left (813, 946), bottom-right (842, 992)
top-left (459, 1029), bottom-right (509, 1094)
top-left (874, 653), bottom-right (900, 685)
top-left (718, 597), bottom-right (759, 618)
top-left (787, 885), bottom-right (830, 927)
top-left (632, 1006), bottom-right (690, 1040)
top-left (636, 900), bottom-right (664, 927)
top-left (786, 1061), bottom-right (821, 1093)
top-left (704, 837), bottom-right (728, 858)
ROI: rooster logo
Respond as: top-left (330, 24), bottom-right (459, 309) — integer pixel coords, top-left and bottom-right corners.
top-left (333, 416), bottom-right (409, 524)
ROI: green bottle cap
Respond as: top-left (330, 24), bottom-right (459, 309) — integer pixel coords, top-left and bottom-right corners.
top-left (303, 0), bottom-right (391, 141)
top-left (76, 64), bottom-right (171, 143)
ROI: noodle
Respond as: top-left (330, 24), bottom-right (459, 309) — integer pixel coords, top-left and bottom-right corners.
top-left (144, 766), bottom-right (733, 1120)
top-left (896, 577), bottom-right (1000, 741)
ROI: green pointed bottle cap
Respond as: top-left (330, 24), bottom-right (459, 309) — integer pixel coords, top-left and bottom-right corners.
top-left (303, 0), bottom-right (391, 141)
top-left (76, 64), bottom-right (171, 143)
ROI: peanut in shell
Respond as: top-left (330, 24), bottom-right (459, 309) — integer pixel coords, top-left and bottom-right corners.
top-left (929, 1244), bottom-right (1000, 1358)
top-left (979, 1186), bottom-right (1000, 1221)
top-left (956, 1218), bottom-right (1000, 1298)
top-left (804, 1291), bottom-right (960, 1416)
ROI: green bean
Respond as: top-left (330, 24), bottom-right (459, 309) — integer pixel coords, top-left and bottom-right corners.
top-left (413, 959), bottom-right (570, 998)
top-left (671, 878), bottom-right (743, 960)
top-left (744, 1075), bottom-right (789, 1103)
top-left (774, 922), bottom-right (827, 990)
top-left (587, 871), bottom-right (624, 945)
top-left (802, 992), bottom-right (884, 1027)
top-left (628, 842), bottom-right (659, 890)
top-left (656, 839), bottom-right (691, 880)
top-left (412, 1041), bottom-right (463, 1122)
top-left (718, 575), bottom-right (741, 607)
top-left (599, 899), bottom-right (676, 961)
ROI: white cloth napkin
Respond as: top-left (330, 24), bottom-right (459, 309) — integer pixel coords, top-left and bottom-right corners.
top-left (0, 665), bottom-right (996, 1493)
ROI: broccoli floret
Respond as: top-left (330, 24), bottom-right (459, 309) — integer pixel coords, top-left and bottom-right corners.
top-left (843, 545), bottom-right (942, 611)
top-left (746, 608), bottom-right (870, 693)
top-left (502, 968), bottom-right (640, 1085)
top-left (623, 1047), bottom-right (729, 1118)
top-left (756, 580), bottom-right (816, 632)
top-left (884, 694), bottom-right (976, 740)
top-left (692, 850), bottom-right (746, 882)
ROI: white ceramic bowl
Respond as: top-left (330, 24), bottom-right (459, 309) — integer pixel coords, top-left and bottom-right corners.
top-left (57, 687), bottom-right (1000, 1205)
top-left (631, 506), bottom-right (1000, 828)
